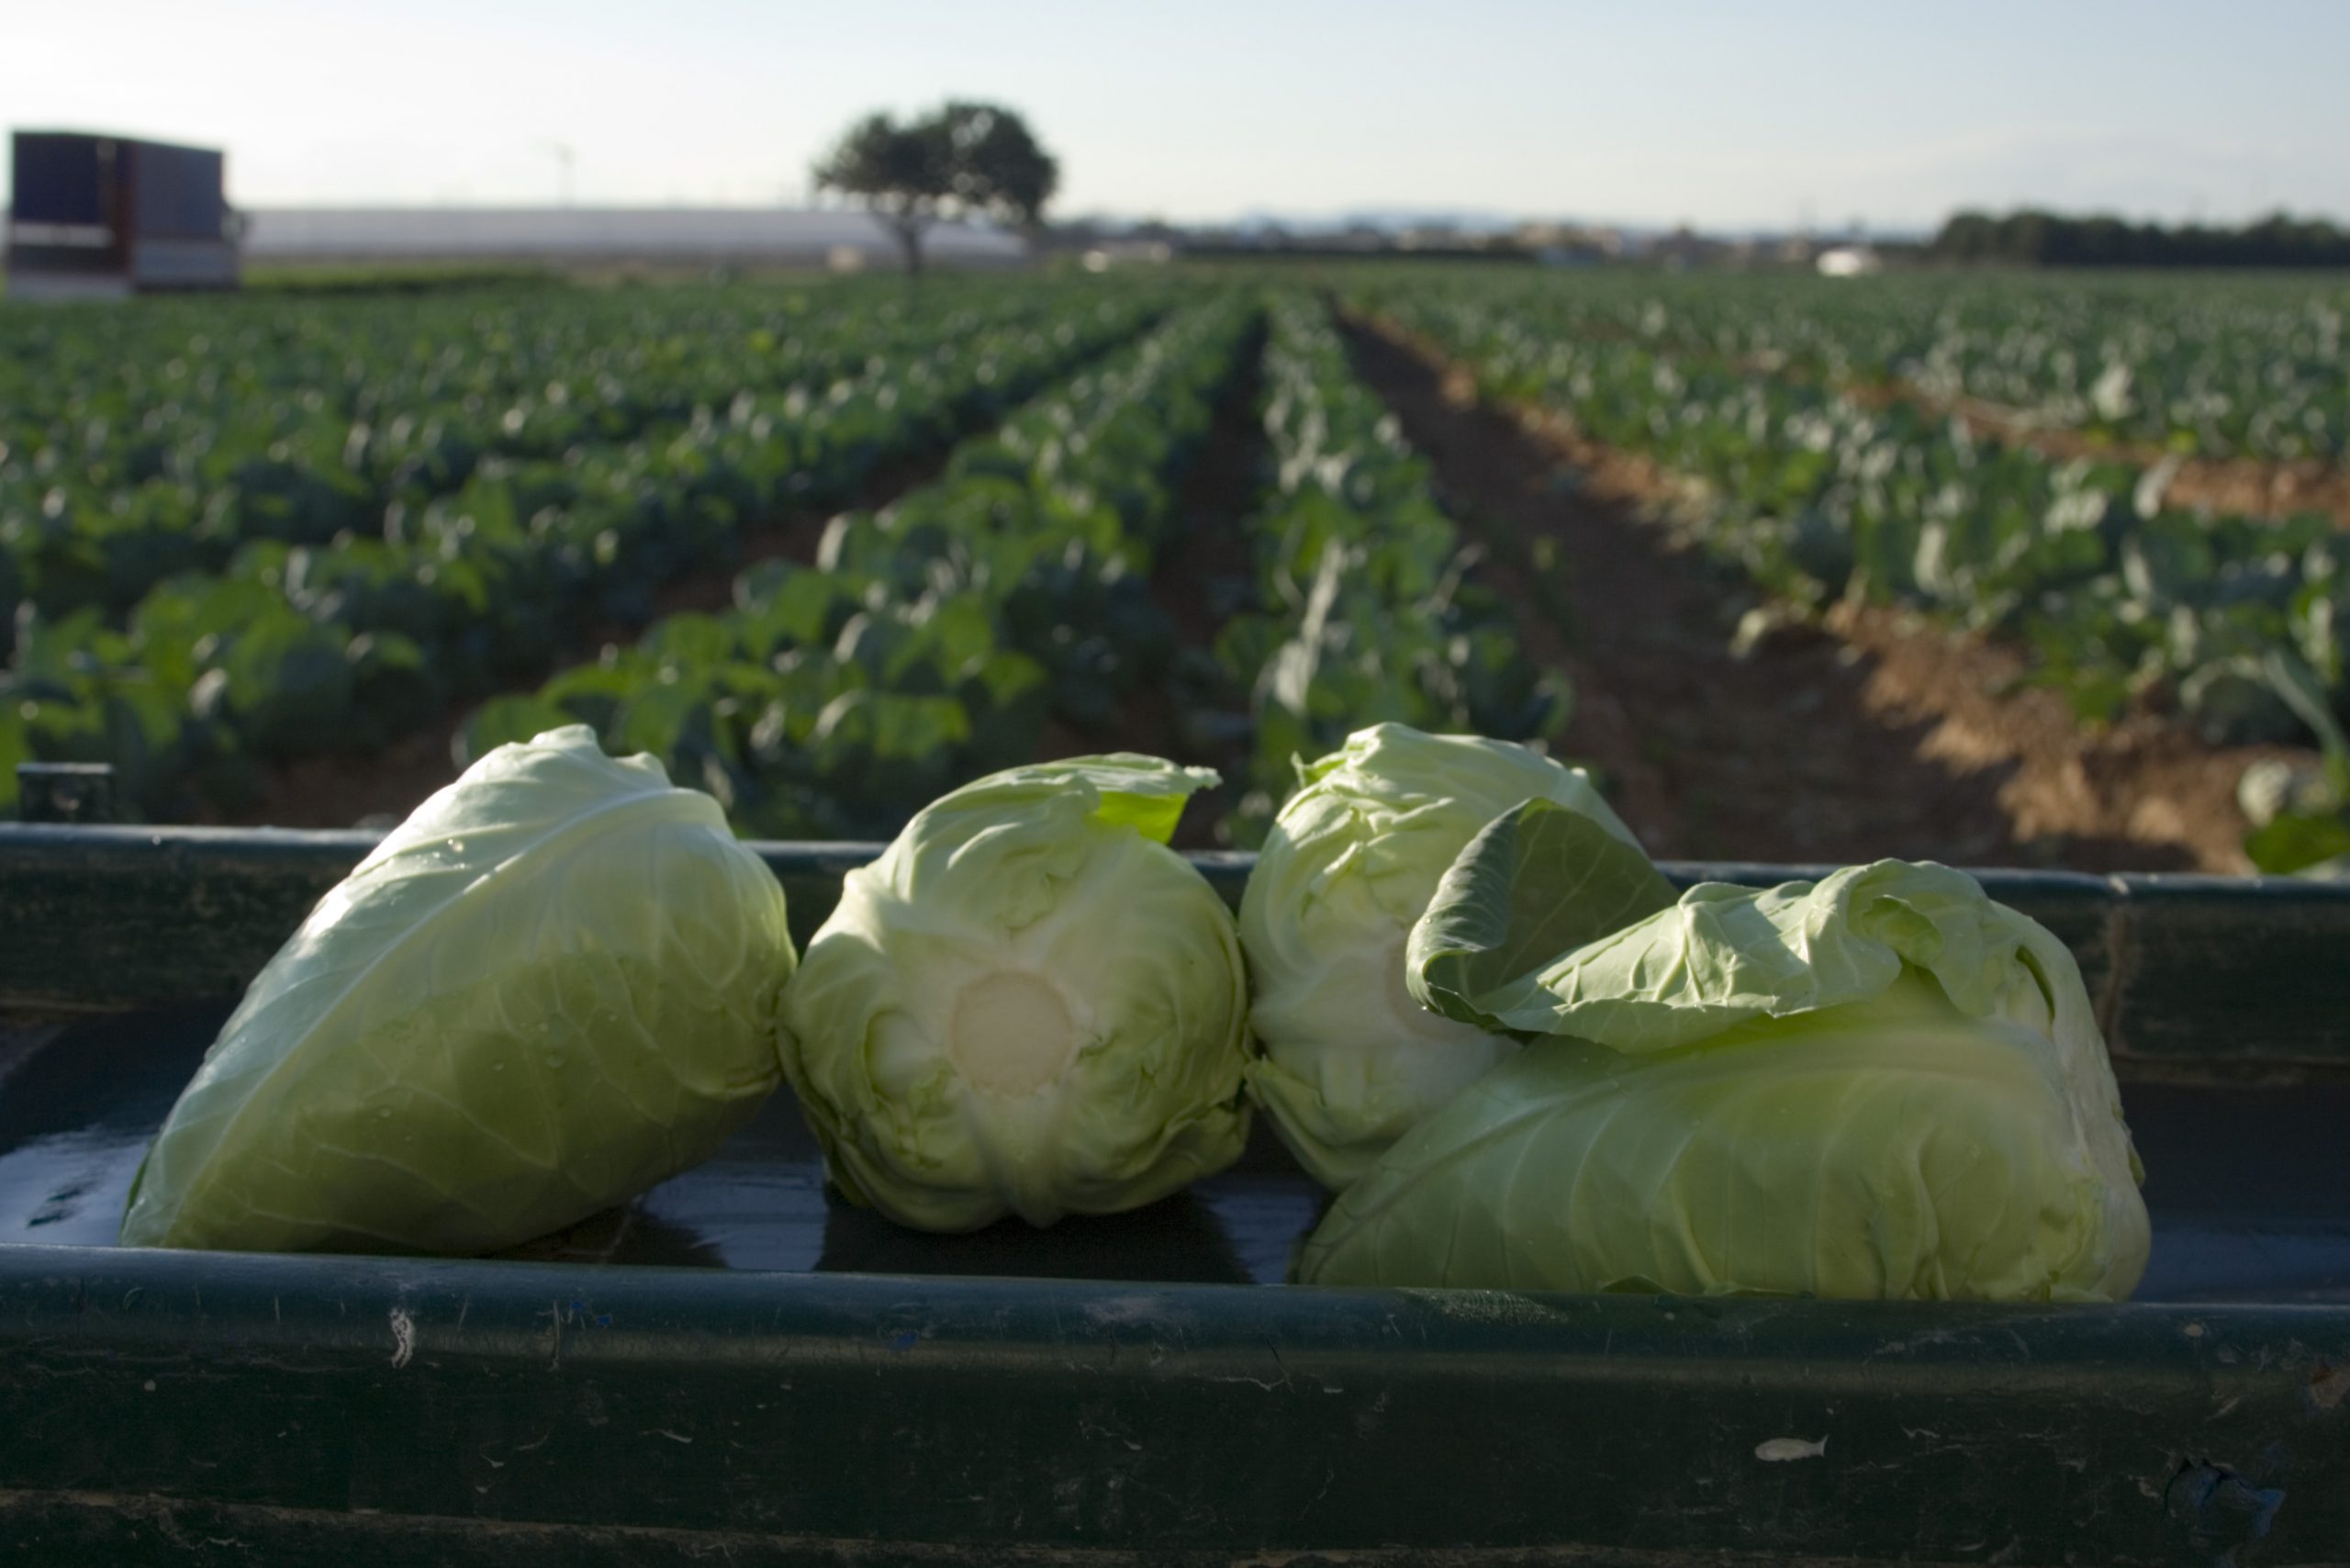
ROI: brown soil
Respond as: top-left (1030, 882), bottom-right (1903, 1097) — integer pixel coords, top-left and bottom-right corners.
top-left (1343, 313), bottom-right (2308, 875)
top-left (1151, 330), bottom-right (1270, 655)
top-left (223, 720), bottom-right (473, 831)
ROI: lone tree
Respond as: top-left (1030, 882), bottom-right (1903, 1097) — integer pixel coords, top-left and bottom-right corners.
top-left (812, 102), bottom-right (1058, 274)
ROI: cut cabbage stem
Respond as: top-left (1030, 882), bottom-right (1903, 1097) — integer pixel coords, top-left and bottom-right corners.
top-left (780, 755), bottom-right (1250, 1231)
top-left (950, 971), bottom-right (1080, 1096)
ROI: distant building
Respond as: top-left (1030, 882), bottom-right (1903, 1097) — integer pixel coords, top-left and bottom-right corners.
top-left (1775, 233), bottom-right (1821, 267)
top-left (239, 208), bottom-right (1028, 271)
top-left (1078, 240), bottom-right (1173, 272)
top-left (1394, 223), bottom-right (1463, 252)
top-left (1816, 244), bottom-right (1884, 277)
top-left (1515, 221), bottom-right (1627, 263)
top-left (1643, 226), bottom-right (1728, 271)
top-left (6, 130), bottom-right (241, 300)
top-left (1516, 222), bottom-right (1620, 267)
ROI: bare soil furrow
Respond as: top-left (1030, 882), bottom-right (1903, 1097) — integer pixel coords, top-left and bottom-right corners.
top-left (1342, 312), bottom-right (2305, 874)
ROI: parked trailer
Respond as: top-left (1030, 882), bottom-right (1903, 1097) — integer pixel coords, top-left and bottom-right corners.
top-left (6, 130), bottom-right (240, 301)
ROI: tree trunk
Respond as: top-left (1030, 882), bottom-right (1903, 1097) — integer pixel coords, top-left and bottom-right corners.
top-left (891, 213), bottom-right (925, 278)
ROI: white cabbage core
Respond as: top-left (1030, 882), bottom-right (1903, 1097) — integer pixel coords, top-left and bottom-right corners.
top-left (949, 971), bottom-right (1080, 1096)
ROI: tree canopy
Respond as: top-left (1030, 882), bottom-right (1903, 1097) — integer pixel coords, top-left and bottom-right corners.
top-left (1929, 208), bottom-right (2350, 268)
top-left (812, 102), bottom-right (1058, 274)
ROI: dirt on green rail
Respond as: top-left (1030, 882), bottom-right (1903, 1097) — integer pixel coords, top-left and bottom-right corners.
top-left (1341, 313), bottom-right (2308, 875)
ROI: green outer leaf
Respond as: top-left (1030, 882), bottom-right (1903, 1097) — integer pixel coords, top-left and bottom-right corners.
top-left (2261, 648), bottom-right (2350, 787)
top-left (2245, 811), bottom-right (2350, 877)
top-left (1237, 722), bottom-right (1643, 1192)
top-left (1304, 857), bottom-right (2150, 1301)
top-left (922, 753), bottom-right (1217, 846)
top-left (1406, 797), bottom-right (1677, 1031)
top-left (119, 726), bottom-right (797, 1254)
top-left (1295, 982), bottom-right (2152, 1302)
top-left (1467, 859), bottom-right (2045, 1051)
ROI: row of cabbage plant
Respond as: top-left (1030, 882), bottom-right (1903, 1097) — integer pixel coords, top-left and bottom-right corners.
top-left (1349, 274), bottom-right (2350, 874)
top-left (1203, 293), bottom-right (1569, 838)
top-left (0, 287), bottom-right (1166, 820)
top-left (458, 297), bottom-right (1259, 839)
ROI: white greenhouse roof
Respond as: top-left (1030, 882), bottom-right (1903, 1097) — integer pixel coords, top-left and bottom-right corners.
top-left (241, 207), bottom-right (1026, 264)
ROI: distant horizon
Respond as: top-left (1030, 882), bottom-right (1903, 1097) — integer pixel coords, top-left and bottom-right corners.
top-left (9, 0), bottom-right (2348, 230)
top-left (207, 196), bottom-right (2344, 246)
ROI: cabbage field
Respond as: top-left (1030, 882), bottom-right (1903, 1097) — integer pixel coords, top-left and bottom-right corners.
top-left (1358, 271), bottom-right (2350, 734)
top-left (4, 267), bottom-right (2345, 868)
top-left (1348, 268), bottom-right (2350, 870)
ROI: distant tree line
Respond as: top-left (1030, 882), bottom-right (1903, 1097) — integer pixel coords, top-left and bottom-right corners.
top-left (1929, 209), bottom-right (2350, 268)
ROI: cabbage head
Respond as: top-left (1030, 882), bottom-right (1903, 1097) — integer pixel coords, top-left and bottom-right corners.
top-left (119, 726), bottom-right (796, 1254)
top-left (1298, 804), bottom-right (2151, 1301)
top-left (1237, 723), bottom-right (1638, 1189)
top-left (778, 755), bottom-right (1250, 1231)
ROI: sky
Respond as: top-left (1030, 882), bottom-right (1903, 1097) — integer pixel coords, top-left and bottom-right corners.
top-left (7, 0), bottom-right (2348, 232)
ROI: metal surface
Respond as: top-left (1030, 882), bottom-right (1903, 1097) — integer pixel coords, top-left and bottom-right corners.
top-left (1, 1246), bottom-right (2344, 1566)
top-left (5, 129), bottom-right (236, 297)
top-left (5, 1002), bottom-right (2344, 1302)
top-left (0, 825), bottom-right (2345, 1563)
top-left (15, 764), bottom-right (117, 826)
top-left (4, 824), bottom-right (2347, 1080)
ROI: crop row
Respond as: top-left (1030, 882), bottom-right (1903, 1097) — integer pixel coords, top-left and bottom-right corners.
top-left (0, 280), bottom-right (1613, 847)
top-left (443, 290), bottom-right (1570, 846)
top-left (0, 278), bottom-right (1128, 633)
top-left (1351, 273), bottom-right (2350, 870)
top-left (1361, 267), bottom-right (2350, 464)
top-left (0, 284), bottom-right (1171, 819)
top-left (459, 297), bottom-right (1259, 838)
top-left (1201, 294), bottom-right (1566, 828)
top-left (1360, 278), bottom-right (2347, 731)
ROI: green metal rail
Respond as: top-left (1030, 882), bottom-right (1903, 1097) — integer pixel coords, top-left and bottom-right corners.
top-left (1, 813), bottom-right (2344, 1564)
